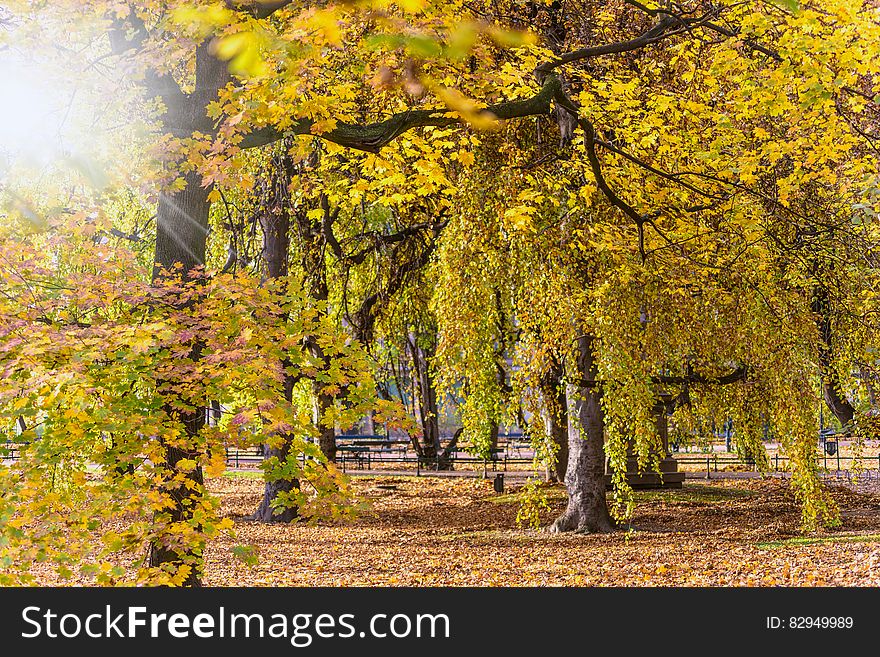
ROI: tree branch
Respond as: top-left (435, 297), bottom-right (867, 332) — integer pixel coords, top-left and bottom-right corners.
top-left (239, 76), bottom-right (562, 151)
top-left (570, 364), bottom-right (748, 388)
top-left (534, 14), bottom-right (693, 74)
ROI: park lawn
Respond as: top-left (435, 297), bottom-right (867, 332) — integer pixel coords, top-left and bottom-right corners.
top-left (200, 474), bottom-right (880, 587)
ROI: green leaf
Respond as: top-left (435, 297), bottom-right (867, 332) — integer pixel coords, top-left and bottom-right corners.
top-left (771, 0), bottom-right (800, 14)
top-left (231, 544), bottom-right (260, 567)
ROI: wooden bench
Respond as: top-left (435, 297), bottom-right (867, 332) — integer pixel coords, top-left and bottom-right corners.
top-left (338, 445), bottom-right (370, 469)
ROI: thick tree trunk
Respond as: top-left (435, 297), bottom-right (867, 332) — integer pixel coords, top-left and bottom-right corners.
top-left (550, 336), bottom-right (614, 533)
top-left (292, 198), bottom-right (339, 462)
top-left (251, 452), bottom-right (298, 522)
top-left (812, 285), bottom-right (856, 428)
top-left (411, 335), bottom-right (442, 463)
top-left (539, 363), bottom-right (568, 483)
top-left (859, 365), bottom-right (878, 409)
top-left (252, 373), bottom-right (299, 523)
top-left (144, 41), bottom-right (231, 585)
top-left (488, 422), bottom-right (500, 453)
top-left (252, 171), bottom-right (299, 522)
top-left (147, 173), bottom-right (212, 585)
top-left (148, 406), bottom-right (205, 586)
top-left (152, 171), bottom-right (211, 281)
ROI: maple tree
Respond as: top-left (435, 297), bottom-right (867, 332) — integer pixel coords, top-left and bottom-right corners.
top-left (1, 0), bottom-right (880, 586)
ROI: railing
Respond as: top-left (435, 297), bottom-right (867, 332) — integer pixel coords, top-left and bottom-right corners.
top-left (10, 442), bottom-right (873, 480)
top-left (0, 442), bottom-right (25, 460)
top-left (675, 453), bottom-right (880, 478)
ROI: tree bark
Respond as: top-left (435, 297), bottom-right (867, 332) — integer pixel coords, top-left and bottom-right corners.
top-left (141, 38), bottom-right (232, 585)
top-left (410, 334), bottom-right (442, 463)
top-left (292, 199), bottom-right (339, 462)
top-left (152, 171), bottom-right (212, 281)
top-left (539, 361), bottom-right (568, 483)
top-left (147, 173), bottom-right (212, 586)
top-left (251, 161), bottom-right (299, 522)
top-left (812, 284), bottom-right (855, 428)
top-left (147, 428), bottom-right (206, 587)
top-left (550, 336), bottom-right (614, 533)
top-left (314, 388), bottom-right (337, 462)
top-left (252, 375), bottom-right (299, 523)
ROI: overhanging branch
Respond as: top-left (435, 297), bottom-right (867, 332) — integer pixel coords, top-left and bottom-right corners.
top-left (570, 364), bottom-right (748, 388)
top-left (240, 76), bottom-right (562, 151)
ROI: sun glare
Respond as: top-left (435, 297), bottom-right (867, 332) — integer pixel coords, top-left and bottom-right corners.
top-left (0, 55), bottom-right (71, 166)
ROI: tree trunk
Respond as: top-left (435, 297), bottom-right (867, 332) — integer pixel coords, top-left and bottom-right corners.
top-left (152, 171), bottom-right (211, 281)
top-left (293, 198), bottom-right (338, 462)
top-left (859, 365), bottom-right (878, 409)
top-left (251, 164), bottom-right (299, 522)
top-left (147, 172), bottom-right (212, 585)
top-left (252, 374), bottom-right (299, 523)
top-left (539, 362), bottom-right (568, 483)
top-left (411, 335), bottom-right (442, 463)
top-left (144, 40), bottom-right (231, 585)
top-left (550, 335), bottom-right (614, 534)
top-left (812, 284), bottom-right (855, 428)
top-left (148, 405), bottom-right (205, 586)
top-left (488, 422), bottom-right (500, 454)
top-left (314, 387), bottom-right (337, 462)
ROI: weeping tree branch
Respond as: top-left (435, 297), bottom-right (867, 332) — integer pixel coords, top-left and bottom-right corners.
top-left (348, 215), bottom-right (447, 344)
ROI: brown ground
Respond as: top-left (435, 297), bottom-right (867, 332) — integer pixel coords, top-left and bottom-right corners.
top-left (201, 473), bottom-right (880, 586)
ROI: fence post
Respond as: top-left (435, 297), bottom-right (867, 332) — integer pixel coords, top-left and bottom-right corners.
top-left (416, 455), bottom-right (420, 477)
top-left (706, 456), bottom-right (710, 480)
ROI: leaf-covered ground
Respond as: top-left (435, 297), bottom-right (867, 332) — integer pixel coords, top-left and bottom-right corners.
top-left (202, 473), bottom-right (880, 586)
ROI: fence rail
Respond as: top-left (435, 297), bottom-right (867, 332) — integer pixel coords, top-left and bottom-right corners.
top-left (675, 453), bottom-right (880, 478)
top-left (223, 445), bottom-right (535, 474)
top-left (6, 442), bottom-right (878, 479)
top-left (225, 447), bottom-right (880, 477)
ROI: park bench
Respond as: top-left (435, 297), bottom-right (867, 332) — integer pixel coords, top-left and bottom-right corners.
top-left (338, 445), bottom-right (370, 470)
top-left (1, 441), bottom-right (25, 461)
top-left (224, 446), bottom-right (263, 468)
top-left (338, 433), bottom-right (410, 449)
top-left (507, 440), bottom-right (532, 456)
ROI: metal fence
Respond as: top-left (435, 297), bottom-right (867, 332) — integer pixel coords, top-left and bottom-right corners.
top-left (676, 453), bottom-right (880, 478)
top-left (7, 442), bottom-right (877, 480)
top-left (223, 445), bottom-right (535, 475)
